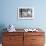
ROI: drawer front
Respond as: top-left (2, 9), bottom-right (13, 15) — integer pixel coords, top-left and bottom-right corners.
top-left (24, 32), bottom-right (44, 36)
top-left (3, 43), bottom-right (23, 46)
top-left (32, 44), bottom-right (44, 46)
top-left (3, 36), bottom-right (23, 46)
top-left (3, 36), bottom-right (23, 44)
top-left (3, 32), bottom-right (23, 36)
top-left (24, 32), bottom-right (45, 46)
top-left (32, 36), bottom-right (45, 44)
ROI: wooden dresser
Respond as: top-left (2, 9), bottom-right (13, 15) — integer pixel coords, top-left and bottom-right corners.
top-left (2, 32), bottom-right (45, 46)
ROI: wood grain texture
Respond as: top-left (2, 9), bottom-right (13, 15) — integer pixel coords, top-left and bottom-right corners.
top-left (24, 32), bottom-right (45, 46)
top-left (2, 32), bottom-right (45, 46)
top-left (2, 32), bottom-right (23, 46)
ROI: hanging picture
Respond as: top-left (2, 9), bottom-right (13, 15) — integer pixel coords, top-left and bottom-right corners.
top-left (18, 7), bottom-right (34, 19)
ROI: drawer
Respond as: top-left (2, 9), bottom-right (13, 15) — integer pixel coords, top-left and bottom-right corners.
top-left (3, 43), bottom-right (23, 46)
top-left (32, 44), bottom-right (44, 46)
top-left (24, 32), bottom-right (45, 36)
top-left (24, 35), bottom-right (45, 45)
top-left (3, 38), bottom-right (23, 46)
top-left (32, 36), bottom-right (45, 44)
top-left (3, 32), bottom-right (23, 36)
top-left (3, 44), bottom-right (15, 46)
top-left (3, 36), bottom-right (23, 44)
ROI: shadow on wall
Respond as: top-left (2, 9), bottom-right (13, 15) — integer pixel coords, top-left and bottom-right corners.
top-left (0, 24), bottom-right (7, 43)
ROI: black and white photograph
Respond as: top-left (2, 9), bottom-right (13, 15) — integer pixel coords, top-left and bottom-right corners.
top-left (18, 7), bottom-right (34, 19)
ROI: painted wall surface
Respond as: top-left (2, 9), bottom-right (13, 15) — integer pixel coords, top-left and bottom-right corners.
top-left (0, 0), bottom-right (46, 30)
top-left (0, 0), bottom-right (46, 43)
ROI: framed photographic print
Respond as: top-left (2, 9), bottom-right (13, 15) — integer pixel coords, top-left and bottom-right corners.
top-left (18, 7), bottom-right (34, 19)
